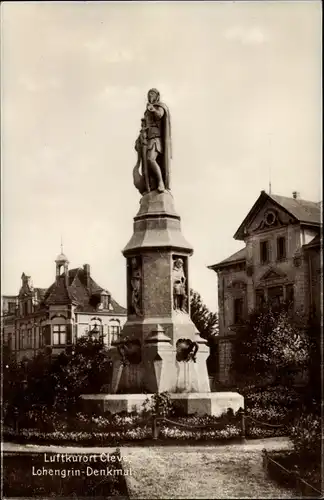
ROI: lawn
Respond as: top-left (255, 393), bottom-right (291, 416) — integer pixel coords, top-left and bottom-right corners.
top-left (122, 442), bottom-right (295, 499)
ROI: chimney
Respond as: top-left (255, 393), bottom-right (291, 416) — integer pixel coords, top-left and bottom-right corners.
top-left (83, 264), bottom-right (90, 288)
top-left (292, 191), bottom-right (300, 200)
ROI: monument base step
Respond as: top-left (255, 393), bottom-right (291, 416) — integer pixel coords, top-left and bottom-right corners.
top-left (80, 392), bottom-right (244, 416)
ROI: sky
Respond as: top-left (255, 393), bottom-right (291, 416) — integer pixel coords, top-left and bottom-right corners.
top-left (1, 1), bottom-right (322, 312)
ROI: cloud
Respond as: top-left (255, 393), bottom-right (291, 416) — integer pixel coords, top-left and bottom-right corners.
top-left (224, 26), bottom-right (267, 45)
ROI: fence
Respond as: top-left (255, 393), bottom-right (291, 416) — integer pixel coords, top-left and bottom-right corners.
top-left (150, 409), bottom-right (287, 441)
top-left (262, 449), bottom-right (323, 498)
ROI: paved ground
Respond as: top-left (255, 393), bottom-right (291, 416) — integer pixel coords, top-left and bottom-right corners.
top-left (3, 438), bottom-right (295, 499)
top-left (2, 436), bottom-right (292, 454)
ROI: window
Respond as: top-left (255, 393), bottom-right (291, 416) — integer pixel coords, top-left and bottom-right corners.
top-left (260, 241), bottom-right (269, 264)
top-left (53, 325), bottom-right (67, 345)
top-left (39, 328), bottom-right (43, 347)
top-left (268, 286), bottom-right (284, 308)
top-left (20, 330), bottom-right (26, 349)
top-left (102, 294), bottom-right (110, 310)
top-left (89, 320), bottom-right (102, 339)
top-left (256, 289), bottom-right (265, 309)
top-left (39, 326), bottom-right (46, 347)
top-left (109, 324), bottom-right (120, 343)
top-left (286, 284), bottom-right (294, 305)
top-left (233, 298), bottom-right (244, 324)
top-left (23, 302), bottom-right (28, 316)
top-left (27, 329), bottom-right (33, 348)
top-left (8, 302), bottom-right (16, 314)
top-left (277, 237), bottom-right (286, 261)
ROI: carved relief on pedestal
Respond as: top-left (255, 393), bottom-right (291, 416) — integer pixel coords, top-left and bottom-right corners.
top-left (176, 339), bottom-right (199, 363)
top-left (128, 256), bottom-right (143, 316)
top-left (172, 256), bottom-right (188, 312)
top-left (117, 338), bottom-right (142, 366)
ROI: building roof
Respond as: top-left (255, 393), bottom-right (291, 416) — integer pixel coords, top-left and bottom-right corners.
top-left (75, 297), bottom-right (127, 315)
top-left (303, 233), bottom-right (322, 250)
top-left (35, 288), bottom-right (47, 298)
top-left (270, 194), bottom-right (321, 225)
top-left (208, 191), bottom-right (322, 272)
top-left (234, 191), bottom-right (321, 240)
top-left (55, 252), bottom-right (69, 263)
top-left (42, 266), bottom-right (126, 314)
top-left (43, 276), bottom-right (75, 305)
top-left (208, 247), bottom-right (246, 271)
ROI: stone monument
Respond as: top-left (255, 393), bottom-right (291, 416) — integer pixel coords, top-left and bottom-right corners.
top-left (82, 89), bottom-right (243, 415)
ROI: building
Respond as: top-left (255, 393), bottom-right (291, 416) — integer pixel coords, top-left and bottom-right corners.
top-left (2, 251), bottom-right (127, 362)
top-left (208, 191), bottom-right (322, 385)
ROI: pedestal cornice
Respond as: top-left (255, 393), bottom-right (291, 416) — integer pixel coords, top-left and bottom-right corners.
top-left (123, 190), bottom-right (193, 255)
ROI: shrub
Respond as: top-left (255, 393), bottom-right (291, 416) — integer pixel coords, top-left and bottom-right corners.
top-left (142, 392), bottom-right (172, 417)
top-left (232, 307), bottom-right (310, 386)
top-left (289, 411), bottom-right (322, 458)
top-left (3, 335), bottom-right (113, 422)
top-left (243, 385), bottom-right (300, 407)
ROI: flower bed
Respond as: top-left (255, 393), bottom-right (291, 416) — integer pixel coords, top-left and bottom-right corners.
top-left (238, 385), bottom-right (300, 439)
top-left (3, 411), bottom-right (243, 444)
top-left (3, 402), bottom-right (290, 444)
top-left (160, 423), bottom-right (241, 441)
top-left (3, 424), bottom-right (152, 446)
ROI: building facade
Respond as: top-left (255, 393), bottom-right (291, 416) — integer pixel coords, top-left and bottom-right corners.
top-left (2, 252), bottom-right (127, 362)
top-left (208, 191), bottom-right (322, 385)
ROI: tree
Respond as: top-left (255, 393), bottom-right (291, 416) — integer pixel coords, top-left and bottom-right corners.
top-left (51, 332), bottom-right (113, 412)
top-left (190, 290), bottom-right (219, 376)
top-left (190, 289), bottom-right (219, 342)
top-left (3, 332), bottom-right (113, 418)
top-left (231, 306), bottom-right (310, 387)
top-left (304, 320), bottom-right (321, 406)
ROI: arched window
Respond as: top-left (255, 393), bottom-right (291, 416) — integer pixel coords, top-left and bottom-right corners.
top-left (108, 319), bottom-right (121, 344)
top-left (89, 318), bottom-right (103, 340)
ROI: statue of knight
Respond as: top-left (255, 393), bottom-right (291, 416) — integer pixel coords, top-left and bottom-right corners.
top-left (133, 88), bottom-right (172, 194)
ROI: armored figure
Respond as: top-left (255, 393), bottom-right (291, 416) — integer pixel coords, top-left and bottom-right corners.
top-left (130, 257), bottom-right (142, 316)
top-left (172, 258), bottom-right (187, 312)
top-left (133, 89), bottom-right (172, 194)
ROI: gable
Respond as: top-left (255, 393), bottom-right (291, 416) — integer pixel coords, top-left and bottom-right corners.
top-left (244, 199), bottom-right (295, 237)
top-left (257, 267), bottom-right (289, 286)
top-left (234, 191), bottom-right (321, 241)
top-left (19, 281), bottom-right (33, 298)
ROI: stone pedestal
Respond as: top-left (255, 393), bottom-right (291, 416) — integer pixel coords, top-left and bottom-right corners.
top-left (110, 190), bottom-right (211, 395)
top-left (82, 190), bottom-right (244, 415)
top-left (81, 392), bottom-right (244, 417)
